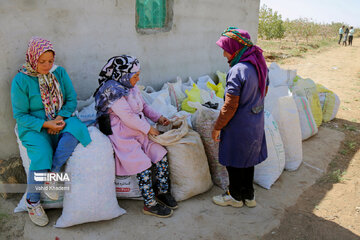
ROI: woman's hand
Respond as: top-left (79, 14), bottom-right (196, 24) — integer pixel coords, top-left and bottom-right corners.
top-left (212, 129), bottom-right (221, 142)
top-left (54, 115), bottom-right (64, 121)
top-left (48, 116), bottom-right (66, 134)
top-left (158, 116), bottom-right (170, 126)
top-left (43, 119), bottom-right (65, 135)
top-left (148, 126), bottom-right (160, 136)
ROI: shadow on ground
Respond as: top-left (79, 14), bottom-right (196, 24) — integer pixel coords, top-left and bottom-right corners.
top-left (262, 118), bottom-right (360, 240)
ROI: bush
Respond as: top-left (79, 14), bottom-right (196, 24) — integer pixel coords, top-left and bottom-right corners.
top-left (258, 4), bottom-right (285, 40)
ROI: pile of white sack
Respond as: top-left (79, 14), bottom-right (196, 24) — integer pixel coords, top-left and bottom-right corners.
top-left (256, 63), bottom-right (340, 189)
top-left (14, 65), bottom-right (340, 227)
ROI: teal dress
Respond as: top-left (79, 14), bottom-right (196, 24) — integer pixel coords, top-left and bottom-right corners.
top-left (11, 66), bottom-right (91, 171)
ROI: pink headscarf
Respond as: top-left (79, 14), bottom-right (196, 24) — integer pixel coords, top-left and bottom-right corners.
top-left (216, 29), bottom-right (267, 98)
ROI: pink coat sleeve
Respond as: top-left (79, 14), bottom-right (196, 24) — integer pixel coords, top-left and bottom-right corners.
top-left (141, 95), bottom-right (162, 123)
top-left (111, 97), bottom-right (151, 134)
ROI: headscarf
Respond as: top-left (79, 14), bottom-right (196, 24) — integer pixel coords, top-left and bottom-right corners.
top-left (216, 27), bottom-right (268, 97)
top-left (94, 55), bottom-right (140, 117)
top-left (19, 37), bottom-right (63, 120)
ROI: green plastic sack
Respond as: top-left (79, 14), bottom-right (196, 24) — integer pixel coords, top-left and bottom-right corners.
top-left (181, 84), bottom-right (202, 113)
top-left (207, 82), bottom-right (225, 98)
top-left (216, 71), bottom-right (227, 89)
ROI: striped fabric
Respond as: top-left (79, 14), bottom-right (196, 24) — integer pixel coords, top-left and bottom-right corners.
top-left (26, 37), bottom-right (55, 71)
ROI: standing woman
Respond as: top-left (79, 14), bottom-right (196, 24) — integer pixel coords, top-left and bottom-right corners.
top-left (348, 26), bottom-right (354, 46)
top-left (11, 37), bottom-right (91, 226)
top-left (212, 27), bottom-right (268, 208)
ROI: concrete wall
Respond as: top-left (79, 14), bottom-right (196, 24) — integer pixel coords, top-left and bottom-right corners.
top-left (0, 0), bottom-right (260, 159)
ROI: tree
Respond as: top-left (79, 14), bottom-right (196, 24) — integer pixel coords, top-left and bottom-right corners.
top-left (258, 4), bottom-right (285, 40)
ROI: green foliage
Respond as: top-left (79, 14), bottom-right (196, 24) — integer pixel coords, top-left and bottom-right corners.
top-left (258, 4), bottom-right (285, 40)
top-left (320, 169), bottom-right (347, 183)
top-left (258, 4), bottom-right (351, 44)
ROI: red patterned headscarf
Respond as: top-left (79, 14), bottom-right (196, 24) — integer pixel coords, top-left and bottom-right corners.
top-left (20, 37), bottom-right (63, 120)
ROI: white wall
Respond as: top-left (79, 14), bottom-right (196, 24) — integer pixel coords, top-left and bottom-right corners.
top-left (0, 0), bottom-right (260, 159)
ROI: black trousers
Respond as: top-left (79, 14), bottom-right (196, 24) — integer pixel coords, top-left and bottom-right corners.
top-left (338, 34), bottom-right (343, 44)
top-left (226, 166), bottom-right (254, 201)
top-left (349, 36), bottom-right (353, 46)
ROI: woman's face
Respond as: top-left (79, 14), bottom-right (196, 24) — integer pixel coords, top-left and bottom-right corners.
top-left (130, 71), bottom-right (140, 87)
top-left (223, 50), bottom-right (232, 62)
top-left (37, 51), bottom-right (54, 74)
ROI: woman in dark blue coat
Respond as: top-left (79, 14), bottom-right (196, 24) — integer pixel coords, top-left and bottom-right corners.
top-left (212, 28), bottom-right (268, 208)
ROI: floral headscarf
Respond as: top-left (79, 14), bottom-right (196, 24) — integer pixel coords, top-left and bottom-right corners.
top-left (20, 37), bottom-right (63, 120)
top-left (94, 55), bottom-right (140, 117)
top-left (216, 27), bottom-right (268, 97)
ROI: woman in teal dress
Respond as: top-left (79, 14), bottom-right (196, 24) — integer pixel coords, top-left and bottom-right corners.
top-left (11, 37), bottom-right (91, 226)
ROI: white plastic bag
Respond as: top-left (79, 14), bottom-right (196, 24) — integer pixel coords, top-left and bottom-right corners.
top-left (182, 77), bottom-right (196, 93)
top-left (294, 96), bottom-right (318, 140)
top-left (76, 96), bottom-right (95, 112)
top-left (141, 90), bottom-right (154, 106)
top-left (197, 75), bottom-right (216, 91)
top-left (167, 77), bottom-right (187, 111)
top-left (75, 101), bottom-right (96, 126)
top-left (194, 76), bottom-right (224, 110)
top-left (148, 90), bottom-right (177, 119)
top-left (254, 111), bottom-right (285, 189)
top-left (55, 127), bottom-right (126, 228)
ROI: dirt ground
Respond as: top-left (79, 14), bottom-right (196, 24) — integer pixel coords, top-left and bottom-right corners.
top-left (0, 42), bottom-right (358, 240)
top-left (262, 42), bottom-right (360, 240)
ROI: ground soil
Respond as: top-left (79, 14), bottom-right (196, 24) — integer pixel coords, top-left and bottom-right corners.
top-left (262, 42), bottom-right (360, 240)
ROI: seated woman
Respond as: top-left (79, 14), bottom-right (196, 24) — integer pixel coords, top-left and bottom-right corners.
top-left (11, 37), bottom-right (91, 226)
top-left (93, 55), bottom-right (177, 218)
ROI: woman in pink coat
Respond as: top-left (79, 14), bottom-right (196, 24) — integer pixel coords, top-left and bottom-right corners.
top-left (93, 55), bottom-right (177, 218)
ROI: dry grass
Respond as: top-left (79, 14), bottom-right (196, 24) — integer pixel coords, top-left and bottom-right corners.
top-left (257, 37), bottom-right (338, 63)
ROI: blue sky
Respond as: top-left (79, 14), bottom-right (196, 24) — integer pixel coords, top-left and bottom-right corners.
top-left (260, 0), bottom-right (360, 27)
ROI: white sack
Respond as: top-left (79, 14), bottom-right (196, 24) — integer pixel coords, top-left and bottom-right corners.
top-left (254, 111), bottom-right (285, 189)
top-left (268, 62), bottom-right (297, 87)
top-left (294, 96), bottom-right (318, 140)
top-left (272, 96), bottom-right (303, 171)
top-left (14, 125), bottom-right (63, 212)
top-left (55, 127), bottom-right (126, 228)
top-left (264, 85), bottom-right (292, 114)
